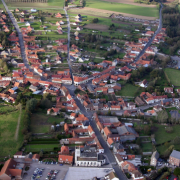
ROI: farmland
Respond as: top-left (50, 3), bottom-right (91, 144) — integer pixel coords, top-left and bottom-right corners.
top-left (85, 0), bottom-right (158, 17)
top-left (164, 68), bottom-right (180, 86)
top-left (0, 108), bottom-right (24, 157)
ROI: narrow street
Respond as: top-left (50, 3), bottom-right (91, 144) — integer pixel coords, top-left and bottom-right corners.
top-left (135, 2), bottom-right (163, 61)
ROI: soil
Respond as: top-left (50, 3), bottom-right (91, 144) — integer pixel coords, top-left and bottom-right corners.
top-left (82, 7), bottom-right (157, 20)
top-left (84, 23), bottom-right (109, 30)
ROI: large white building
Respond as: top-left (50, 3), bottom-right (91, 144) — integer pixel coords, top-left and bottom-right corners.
top-left (75, 146), bottom-right (105, 167)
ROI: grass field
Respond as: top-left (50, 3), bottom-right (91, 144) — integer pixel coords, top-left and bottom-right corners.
top-left (116, 83), bottom-right (142, 97)
top-left (141, 143), bottom-right (153, 152)
top-left (85, 0), bottom-right (158, 17)
top-left (154, 124), bottom-right (180, 144)
top-left (25, 144), bottom-right (59, 152)
top-left (0, 110), bottom-right (24, 157)
top-left (164, 68), bottom-right (180, 86)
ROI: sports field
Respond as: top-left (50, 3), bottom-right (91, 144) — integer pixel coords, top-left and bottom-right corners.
top-left (85, 0), bottom-right (158, 17)
top-left (164, 68), bottom-right (180, 86)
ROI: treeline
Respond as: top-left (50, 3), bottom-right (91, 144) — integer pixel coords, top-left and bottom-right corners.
top-left (160, 6), bottom-right (180, 55)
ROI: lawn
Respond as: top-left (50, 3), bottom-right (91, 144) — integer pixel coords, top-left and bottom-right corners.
top-left (25, 144), bottom-right (60, 152)
top-left (48, 0), bottom-right (65, 7)
top-left (164, 68), bottom-right (180, 86)
top-left (141, 143), bottom-right (153, 152)
top-left (116, 83), bottom-right (142, 97)
top-left (153, 124), bottom-right (180, 144)
top-left (0, 110), bottom-right (24, 157)
top-left (85, 0), bottom-right (158, 17)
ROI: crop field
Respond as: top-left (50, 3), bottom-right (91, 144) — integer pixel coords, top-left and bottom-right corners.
top-left (85, 0), bottom-right (158, 17)
top-left (0, 110), bottom-right (24, 157)
top-left (164, 68), bottom-right (180, 86)
top-left (6, 0), bottom-right (64, 7)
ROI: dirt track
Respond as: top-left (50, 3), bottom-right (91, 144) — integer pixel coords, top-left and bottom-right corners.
top-left (82, 7), bottom-right (157, 20)
top-left (103, 0), bottom-right (157, 7)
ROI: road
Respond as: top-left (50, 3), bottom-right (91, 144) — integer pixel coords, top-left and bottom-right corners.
top-left (3, 1), bottom-right (163, 179)
top-left (135, 2), bottom-right (163, 61)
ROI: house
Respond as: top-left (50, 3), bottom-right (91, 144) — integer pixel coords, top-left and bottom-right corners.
top-left (113, 143), bottom-right (124, 154)
top-left (47, 108), bottom-right (60, 115)
top-left (169, 150), bottom-right (180, 166)
top-left (0, 158), bottom-right (22, 180)
top-left (58, 155), bottom-right (73, 165)
top-left (59, 146), bottom-right (69, 155)
top-left (150, 151), bottom-right (159, 166)
top-left (75, 146), bottom-right (106, 167)
top-left (135, 96), bottom-right (145, 106)
top-left (104, 171), bottom-right (119, 180)
top-left (115, 154), bottom-right (124, 167)
top-left (32, 154), bottom-right (40, 162)
top-left (131, 170), bottom-right (144, 180)
top-left (103, 127), bottom-right (112, 140)
top-left (140, 79), bottom-right (147, 88)
top-left (116, 125), bottom-right (139, 142)
top-left (14, 151), bottom-right (25, 159)
top-left (164, 87), bottom-right (173, 93)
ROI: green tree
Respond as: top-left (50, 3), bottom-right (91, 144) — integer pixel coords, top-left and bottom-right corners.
top-left (157, 110), bottom-right (168, 123)
top-left (26, 98), bottom-right (37, 113)
top-left (174, 167), bottom-right (180, 176)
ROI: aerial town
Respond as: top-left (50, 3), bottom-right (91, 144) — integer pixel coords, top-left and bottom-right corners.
top-left (0, 0), bottom-right (180, 179)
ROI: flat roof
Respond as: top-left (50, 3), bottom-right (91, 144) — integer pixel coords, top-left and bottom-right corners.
top-left (64, 167), bottom-right (113, 180)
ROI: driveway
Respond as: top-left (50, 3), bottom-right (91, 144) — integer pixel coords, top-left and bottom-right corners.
top-left (23, 162), bottom-right (70, 180)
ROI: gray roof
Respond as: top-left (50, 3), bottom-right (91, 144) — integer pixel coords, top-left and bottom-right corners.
top-left (83, 120), bottom-right (89, 127)
top-left (117, 125), bottom-right (137, 136)
top-left (151, 151), bottom-right (159, 159)
top-left (170, 150), bottom-right (180, 159)
top-left (114, 143), bottom-right (124, 150)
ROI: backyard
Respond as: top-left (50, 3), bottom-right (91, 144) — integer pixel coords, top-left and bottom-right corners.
top-left (116, 83), bottom-right (142, 97)
top-left (30, 111), bottom-right (65, 133)
top-left (153, 124), bottom-right (180, 144)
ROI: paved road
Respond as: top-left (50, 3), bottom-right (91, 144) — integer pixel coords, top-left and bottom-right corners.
top-left (135, 3), bottom-right (163, 61)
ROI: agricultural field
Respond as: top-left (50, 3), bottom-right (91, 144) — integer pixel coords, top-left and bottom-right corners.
top-left (6, 0), bottom-right (65, 8)
top-left (85, 0), bottom-right (158, 17)
top-left (164, 68), bottom-right (180, 86)
top-left (0, 108), bottom-right (24, 157)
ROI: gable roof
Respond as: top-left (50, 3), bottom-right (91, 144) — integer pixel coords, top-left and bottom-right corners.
top-left (170, 150), bottom-right (180, 159)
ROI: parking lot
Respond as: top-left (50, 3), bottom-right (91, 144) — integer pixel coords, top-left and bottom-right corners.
top-left (23, 162), bottom-right (70, 180)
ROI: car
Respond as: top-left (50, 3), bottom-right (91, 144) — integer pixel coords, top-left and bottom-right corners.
top-left (59, 164), bottom-right (63, 166)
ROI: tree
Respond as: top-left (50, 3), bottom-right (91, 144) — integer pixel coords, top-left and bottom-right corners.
top-left (163, 145), bottom-right (174, 159)
top-left (40, 98), bottom-right (52, 109)
top-left (26, 98), bottom-right (37, 113)
top-left (157, 110), bottom-right (168, 123)
top-left (39, 150), bottom-right (43, 157)
top-left (92, 18), bottom-right (98, 23)
top-left (174, 167), bottom-right (180, 176)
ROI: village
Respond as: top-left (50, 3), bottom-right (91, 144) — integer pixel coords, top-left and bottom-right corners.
top-left (0, 1), bottom-right (180, 180)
